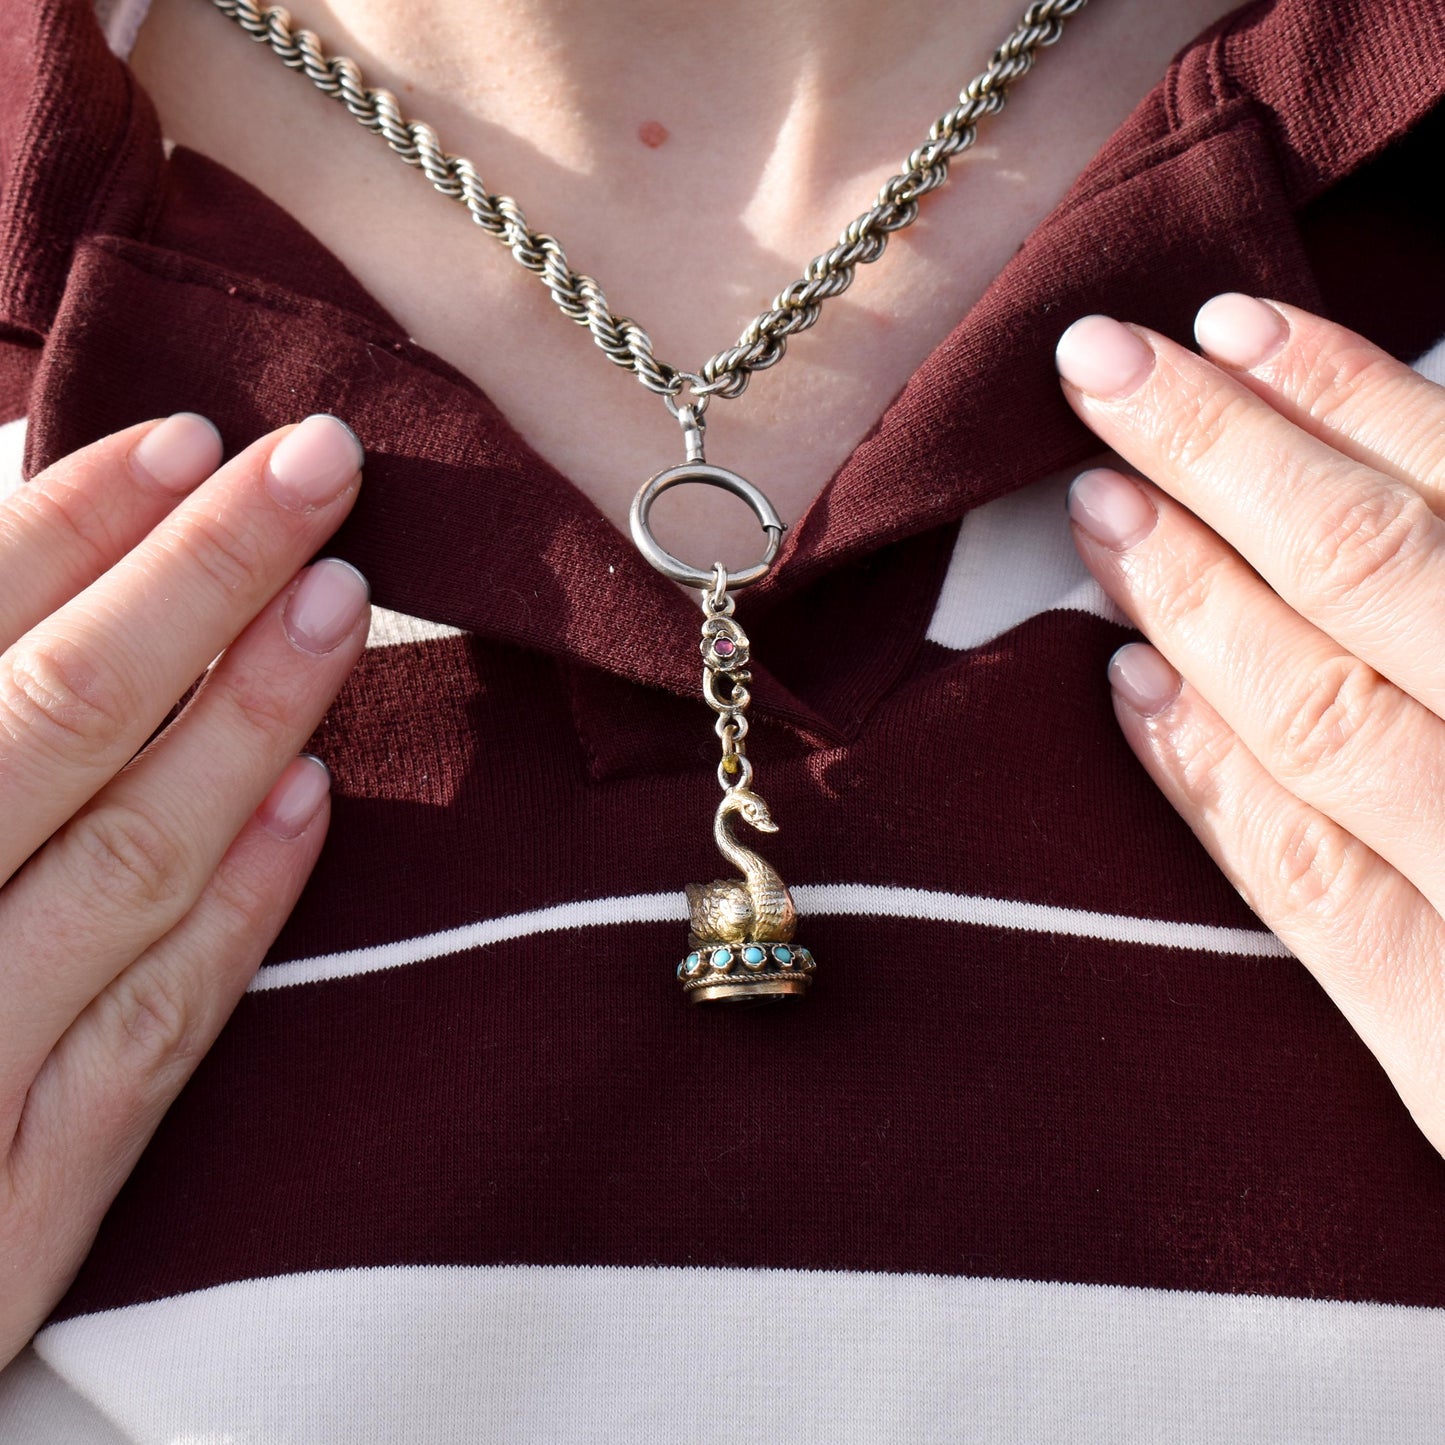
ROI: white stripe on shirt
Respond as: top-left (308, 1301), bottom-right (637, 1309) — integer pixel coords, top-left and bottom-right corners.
top-left (249, 882), bottom-right (1289, 992)
top-left (2, 1262), bottom-right (1442, 1444)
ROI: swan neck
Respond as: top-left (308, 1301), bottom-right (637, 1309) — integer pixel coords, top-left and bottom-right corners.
top-left (715, 795), bottom-right (765, 878)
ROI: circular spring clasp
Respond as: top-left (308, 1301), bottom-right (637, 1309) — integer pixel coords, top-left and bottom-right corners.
top-left (629, 462), bottom-right (785, 590)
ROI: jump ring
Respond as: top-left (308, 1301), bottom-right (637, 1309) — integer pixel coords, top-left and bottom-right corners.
top-left (719, 753), bottom-right (754, 792)
top-left (706, 561), bottom-right (729, 612)
top-left (662, 370), bottom-right (713, 420)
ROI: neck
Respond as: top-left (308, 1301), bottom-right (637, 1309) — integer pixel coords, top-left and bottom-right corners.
top-left (301, 0), bottom-right (1063, 192)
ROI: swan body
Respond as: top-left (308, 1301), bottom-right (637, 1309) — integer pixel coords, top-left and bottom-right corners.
top-left (686, 787), bottom-right (798, 947)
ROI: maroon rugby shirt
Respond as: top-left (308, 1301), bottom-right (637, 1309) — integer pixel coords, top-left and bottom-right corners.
top-left (2, 0), bottom-right (1445, 1438)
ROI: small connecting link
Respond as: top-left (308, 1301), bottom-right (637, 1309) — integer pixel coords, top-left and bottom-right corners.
top-left (716, 713), bottom-right (749, 750)
top-left (662, 372), bottom-right (715, 422)
top-left (705, 562), bottom-right (730, 613)
top-left (697, 568), bottom-right (757, 793)
top-left (718, 753), bottom-right (753, 792)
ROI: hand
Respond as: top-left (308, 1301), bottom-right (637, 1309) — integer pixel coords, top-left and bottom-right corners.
top-left (1055, 295), bottom-right (1445, 1157)
top-left (0, 413), bottom-right (369, 1365)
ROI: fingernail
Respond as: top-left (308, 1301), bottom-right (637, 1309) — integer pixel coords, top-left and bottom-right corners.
top-left (1067, 468), bottom-right (1158, 549)
top-left (265, 414), bottom-right (364, 511)
top-left (258, 753), bottom-right (331, 840)
top-left (1055, 315), bottom-right (1156, 399)
top-left (1108, 643), bottom-right (1182, 716)
top-left (130, 412), bottom-right (224, 493)
top-left (1193, 293), bottom-right (1289, 370)
top-left (283, 557), bottom-right (371, 654)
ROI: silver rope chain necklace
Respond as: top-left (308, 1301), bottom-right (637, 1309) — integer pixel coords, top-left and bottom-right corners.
top-left (213, 0), bottom-right (1090, 1005)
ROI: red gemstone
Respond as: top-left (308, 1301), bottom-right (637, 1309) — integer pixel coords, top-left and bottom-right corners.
top-left (713, 637), bottom-right (735, 656)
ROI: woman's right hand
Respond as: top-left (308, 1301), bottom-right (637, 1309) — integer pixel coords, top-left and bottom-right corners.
top-left (0, 412), bottom-right (370, 1368)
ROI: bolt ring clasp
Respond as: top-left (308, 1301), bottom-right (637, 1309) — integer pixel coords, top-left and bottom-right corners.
top-left (629, 462), bottom-right (785, 590)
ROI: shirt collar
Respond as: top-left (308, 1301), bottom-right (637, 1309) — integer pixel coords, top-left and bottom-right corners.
top-left (5, 0), bottom-right (1444, 744)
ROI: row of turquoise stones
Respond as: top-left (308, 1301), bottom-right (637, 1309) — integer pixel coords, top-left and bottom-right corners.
top-left (676, 944), bottom-right (815, 979)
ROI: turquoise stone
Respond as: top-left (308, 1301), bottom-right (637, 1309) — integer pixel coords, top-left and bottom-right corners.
top-left (685, 951), bottom-right (703, 975)
top-left (772, 945), bottom-right (793, 966)
top-left (676, 962), bottom-right (685, 979)
top-left (712, 948), bottom-right (733, 971)
top-left (743, 945), bottom-right (766, 967)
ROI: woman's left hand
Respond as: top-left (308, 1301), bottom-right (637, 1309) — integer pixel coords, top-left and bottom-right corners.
top-left (1055, 295), bottom-right (1445, 1158)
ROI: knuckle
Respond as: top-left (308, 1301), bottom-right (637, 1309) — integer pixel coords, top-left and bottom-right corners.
top-left (1265, 808), bottom-right (1372, 925)
top-left (1294, 480), bottom-right (1436, 615)
top-left (1399, 395), bottom-right (1445, 495)
top-left (1164, 702), bottom-right (1237, 810)
top-left (1150, 545), bottom-right (1233, 639)
top-left (1141, 372), bottom-right (1254, 477)
top-left (174, 509), bottom-right (266, 596)
top-left (1284, 336), bottom-right (1394, 431)
top-left (99, 966), bottom-right (201, 1074)
top-left (1265, 819), bottom-right (1403, 1007)
top-left (0, 634), bottom-right (132, 757)
top-left (69, 803), bottom-right (188, 914)
top-left (206, 855), bottom-right (279, 938)
top-left (1273, 335), bottom-right (1445, 501)
top-left (1265, 655), bottom-right (1395, 782)
top-left (17, 467), bottom-right (120, 574)
top-left (218, 666), bottom-right (303, 744)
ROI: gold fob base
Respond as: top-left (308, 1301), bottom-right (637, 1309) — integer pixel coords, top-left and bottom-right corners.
top-left (677, 940), bottom-right (816, 1004)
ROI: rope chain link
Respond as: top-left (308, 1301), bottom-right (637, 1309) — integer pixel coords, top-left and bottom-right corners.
top-left (211, 0), bottom-right (1088, 410)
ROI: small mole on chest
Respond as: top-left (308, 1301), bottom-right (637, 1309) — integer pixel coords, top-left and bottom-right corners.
top-left (637, 120), bottom-right (670, 149)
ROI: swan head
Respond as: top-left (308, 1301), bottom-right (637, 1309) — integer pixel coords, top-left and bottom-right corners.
top-left (726, 787), bottom-right (779, 833)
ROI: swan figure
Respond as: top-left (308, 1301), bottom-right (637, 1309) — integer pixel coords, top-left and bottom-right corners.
top-left (686, 787), bottom-right (798, 947)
